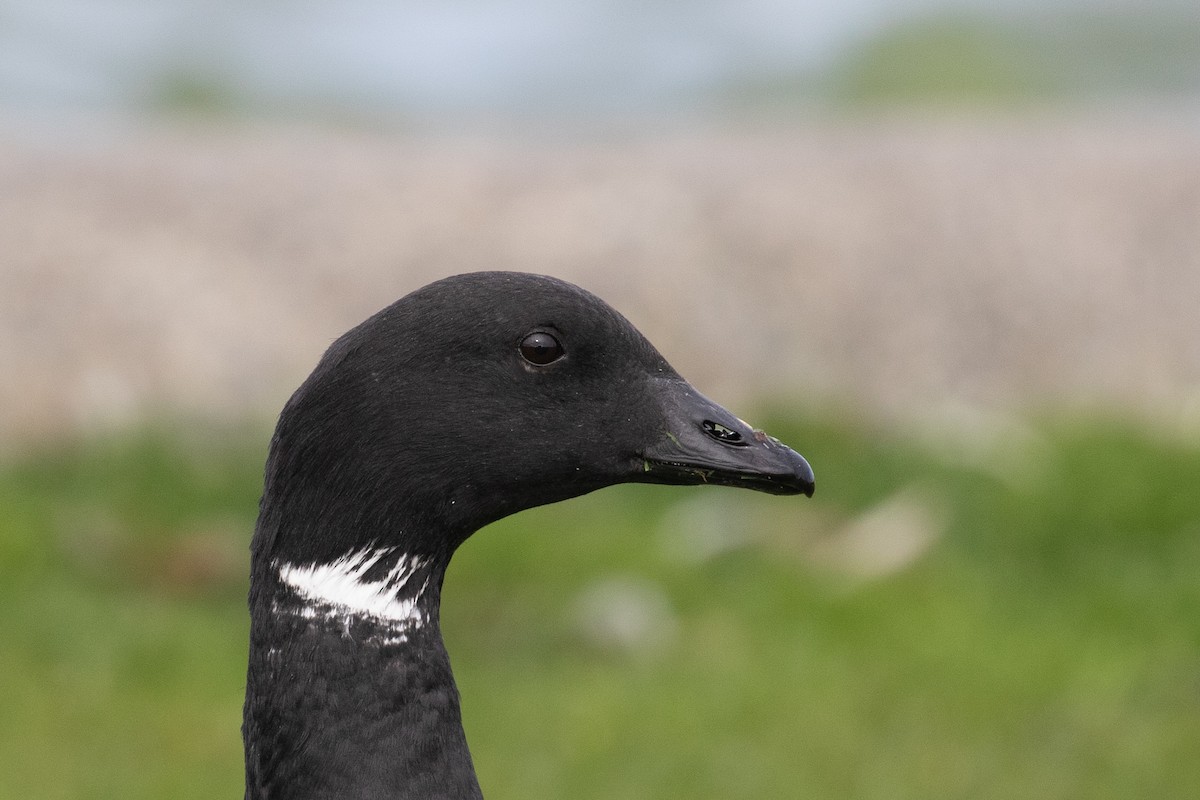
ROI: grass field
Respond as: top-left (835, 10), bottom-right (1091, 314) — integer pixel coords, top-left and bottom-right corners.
top-left (1, 410), bottom-right (1197, 799)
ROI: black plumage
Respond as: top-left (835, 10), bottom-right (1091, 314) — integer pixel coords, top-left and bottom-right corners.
top-left (243, 272), bottom-right (813, 799)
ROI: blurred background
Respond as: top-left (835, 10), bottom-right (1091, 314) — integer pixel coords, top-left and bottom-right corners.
top-left (2, 1), bottom-right (1199, 798)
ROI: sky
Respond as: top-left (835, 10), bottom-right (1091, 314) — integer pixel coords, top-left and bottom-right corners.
top-left (0, 0), bottom-right (1195, 125)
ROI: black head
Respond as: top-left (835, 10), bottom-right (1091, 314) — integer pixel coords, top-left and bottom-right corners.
top-left (254, 271), bottom-right (812, 567)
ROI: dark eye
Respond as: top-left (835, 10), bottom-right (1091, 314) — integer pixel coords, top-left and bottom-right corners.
top-left (519, 331), bottom-right (564, 365)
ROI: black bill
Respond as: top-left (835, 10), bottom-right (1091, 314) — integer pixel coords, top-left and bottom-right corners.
top-left (638, 379), bottom-right (815, 497)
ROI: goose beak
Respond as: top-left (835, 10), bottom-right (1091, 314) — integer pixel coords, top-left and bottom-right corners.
top-left (638, 379), bottom-right (814, 497)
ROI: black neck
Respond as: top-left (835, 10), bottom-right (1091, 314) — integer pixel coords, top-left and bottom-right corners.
top-left (243, 557), bottom-right (482, 800)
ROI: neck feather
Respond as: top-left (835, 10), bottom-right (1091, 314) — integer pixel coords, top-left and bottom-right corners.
top-left (274, 547), bottom-right (432, 641)
top-left (244, 544), bottom-right (481, 800)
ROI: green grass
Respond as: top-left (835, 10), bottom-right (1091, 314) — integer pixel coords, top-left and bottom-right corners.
top-left (822, 8), bottom-right (1200, 107)
top-left (1, 412), bottom-right (1197, 798)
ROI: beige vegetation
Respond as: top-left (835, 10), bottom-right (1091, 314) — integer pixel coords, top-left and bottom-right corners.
top-left (2, 115), bottom-right (1198, 446)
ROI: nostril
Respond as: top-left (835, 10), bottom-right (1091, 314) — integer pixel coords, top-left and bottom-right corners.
top-left (701, 419), bottom-right (746, 445)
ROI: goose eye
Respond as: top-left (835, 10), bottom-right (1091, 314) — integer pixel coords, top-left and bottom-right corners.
top-left (519, 331), bottom-right (564, 365)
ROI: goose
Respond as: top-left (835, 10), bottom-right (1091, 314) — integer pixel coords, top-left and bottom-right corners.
top-left (243, 271), bottom-right (814, 799)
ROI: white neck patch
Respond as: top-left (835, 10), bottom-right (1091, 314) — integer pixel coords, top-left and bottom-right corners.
top-left (275, 548), bottom-right (430, 632)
